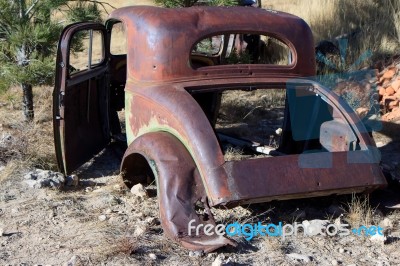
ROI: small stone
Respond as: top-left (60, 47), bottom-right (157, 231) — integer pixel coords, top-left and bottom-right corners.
top-left (105, 209), bottom-right (112, 214)
top-left (225, 257), bottom-right (235, 265)
top-left (66, 175), bottom-right (79, 186)
top-left (338, 248), bottom-right (345, 253)
top-left (379, 218), bottom-right (393, 229)
top-left (133, 225), bottom-right (146, 237)
top-left (370, 233), bottom-right (386, 244)
top-left (85, 187), bottom-right (93, 192)
top-left (145, 217), bottom-right (156, 225)
top-left (0, 228), bottom-right (3, 236)
top-left (189, 250), bottom-right (204, 257)
top-left (131, 184), bottom-right (148, 199)
top-left (98, 215), bottom-right (107, 222)
top-left (331, 259), bottom-right (338, 265)
top-left (286, 253), bottom-right (312, 263)
top-left (212, 256), bottom-right (224, 266)
top-left (149, 253), bottom-right (157, 260)
top-left (302, 220), bottom-right (329, 236)
top-left (23, 169), bottom-right (65, 189)
top-left (67, 255), bottom-right (80, 266)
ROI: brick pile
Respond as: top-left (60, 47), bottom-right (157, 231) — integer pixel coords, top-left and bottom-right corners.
top-left (377, 64), bottom-right (400, 121)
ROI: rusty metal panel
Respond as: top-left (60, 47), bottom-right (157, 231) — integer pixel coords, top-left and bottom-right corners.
top-left (122, 132), bottom-right (235, 252)
top-left (109, 6), bottom-right (315, 82)
top-left (221, 151), bottom-right (386, 206)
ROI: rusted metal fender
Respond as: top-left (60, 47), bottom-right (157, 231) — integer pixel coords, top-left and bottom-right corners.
top-left (121, 132), bottom-right (236, 252)
top-left (125, 85), bottom-right (230, 206)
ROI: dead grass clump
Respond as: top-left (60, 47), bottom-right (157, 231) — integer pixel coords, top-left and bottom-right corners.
top-left (0, 86), bottom-right (56, 180)
top-left (224, 146), bottom-right (244, 161)
top-left (343, 194), bottom-right (375, 228)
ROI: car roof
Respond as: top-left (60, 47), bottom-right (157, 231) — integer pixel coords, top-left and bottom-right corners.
top-left (109, 6), bottom-right (316, 84)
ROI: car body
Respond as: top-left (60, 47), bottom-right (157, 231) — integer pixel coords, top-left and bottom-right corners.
top-left (53, 6), bottom-right (387, 252)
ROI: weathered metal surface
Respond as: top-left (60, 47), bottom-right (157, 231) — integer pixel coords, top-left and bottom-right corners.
top-left (121, 132), bottom-right (236, 252)
top-left (109, 6), bottom-right (316, 82)
top-left (54, 22), bottom-right (110, 175)
top-left (223, 151), bottom-right (385, 206)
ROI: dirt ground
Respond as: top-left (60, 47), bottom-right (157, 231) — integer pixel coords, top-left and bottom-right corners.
top-left (1, 138), bottom-right (400, 265)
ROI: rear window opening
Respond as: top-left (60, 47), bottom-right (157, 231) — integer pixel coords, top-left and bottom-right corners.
top-left (189, 85), bottom-right (361, 161)
top-left (190, 33), bottom-right (292, 69)
top-left (217, 88), bottom-right (285, 161)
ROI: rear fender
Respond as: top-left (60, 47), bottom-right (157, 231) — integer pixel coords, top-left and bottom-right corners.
top-left (121, 132), bottom-right (235, 252)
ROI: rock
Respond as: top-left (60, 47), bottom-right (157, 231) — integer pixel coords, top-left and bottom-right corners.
top-left (131, 184), bottom-right (148, 199)
top-left (66, 255), bottom-right (80, 266)
top-left (212, 256), bottom-right (224, 266)
top-left (24, 169), bottom-right (65, 189)
top-left (392, 79), bottom-right (400, 92)
top-left (382, 108), bottom-right (400, 121)
top-left (302, 220), bottom-right (329, 236)
top-left (378, 86), bottom-right (386, 96)
top-left (98, 215), bottom-right (107, 222)
top-left (379, 68), bottom-right (396, 82)
top-left (145, 217), bottom-right (157, 225)
top-left (331, 259), bottom-right (338, 265)
top-left (370, 233), bottom-right (386, 244)
top-left (149, 253), bottom-right (157, 260)
top-left (65, 175), bottom-right (79, 186)
top-left (386, 86), bottom-right (395, 96)
top-left (275, 128), bottom-right (282, 136)
top-left (0, 228), bottom-right (3, 236)
top-left (0, 134), bottom-right (13, 148)
top-left (225, 257), bottom-right (235, 265)
top-left (133, 224), bottom-right (146, 237)
top-left (189, 250), bottom-right (204, 257)
top-left (286, 253), bottom-right (312, 263)
top-left (379, 218), bottom-right (393, 229)
top-left (338, 248), bottom-right (345, 253)
top-left (85, 187), bottom-right (93, 193)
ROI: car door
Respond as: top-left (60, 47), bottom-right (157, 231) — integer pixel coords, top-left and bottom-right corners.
top-left (53, 22), bottom-right (110, 175)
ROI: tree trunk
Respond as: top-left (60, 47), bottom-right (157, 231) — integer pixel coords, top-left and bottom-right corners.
top-left (21, 83), bottom-right (34, 121)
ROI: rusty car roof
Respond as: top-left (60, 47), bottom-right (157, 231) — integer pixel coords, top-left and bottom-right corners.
top-left (109, 6), bottom-right (316, 83)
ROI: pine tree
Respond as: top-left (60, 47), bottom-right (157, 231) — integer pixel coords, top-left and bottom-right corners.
top-left (0, 0), bottom-right (110, 121)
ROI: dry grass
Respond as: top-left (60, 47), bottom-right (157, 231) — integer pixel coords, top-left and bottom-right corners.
top-left (263, 0), bottom-right (400, 68)
top-left (343, 194), bottom-right (375, 228)
top-left (223, 146), bottom-right (244, 161)
top-left (0, 86), bottom-right (56, 181)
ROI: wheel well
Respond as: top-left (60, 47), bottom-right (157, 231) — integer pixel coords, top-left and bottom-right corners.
top-left (120, 153), bottom-right (155, 189)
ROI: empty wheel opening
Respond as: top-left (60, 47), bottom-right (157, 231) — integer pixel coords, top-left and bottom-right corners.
top-left (121, 153), bottom-right (155, 189)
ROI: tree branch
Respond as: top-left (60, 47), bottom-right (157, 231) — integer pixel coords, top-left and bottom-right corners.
top-left (68, 0), bottom-right (116, 14)
top-left (25, 0), bottom-right (39, 17)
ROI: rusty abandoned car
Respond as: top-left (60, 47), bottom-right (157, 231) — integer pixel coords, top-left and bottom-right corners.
top-left (53, 6), bottom-right (387, 252)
